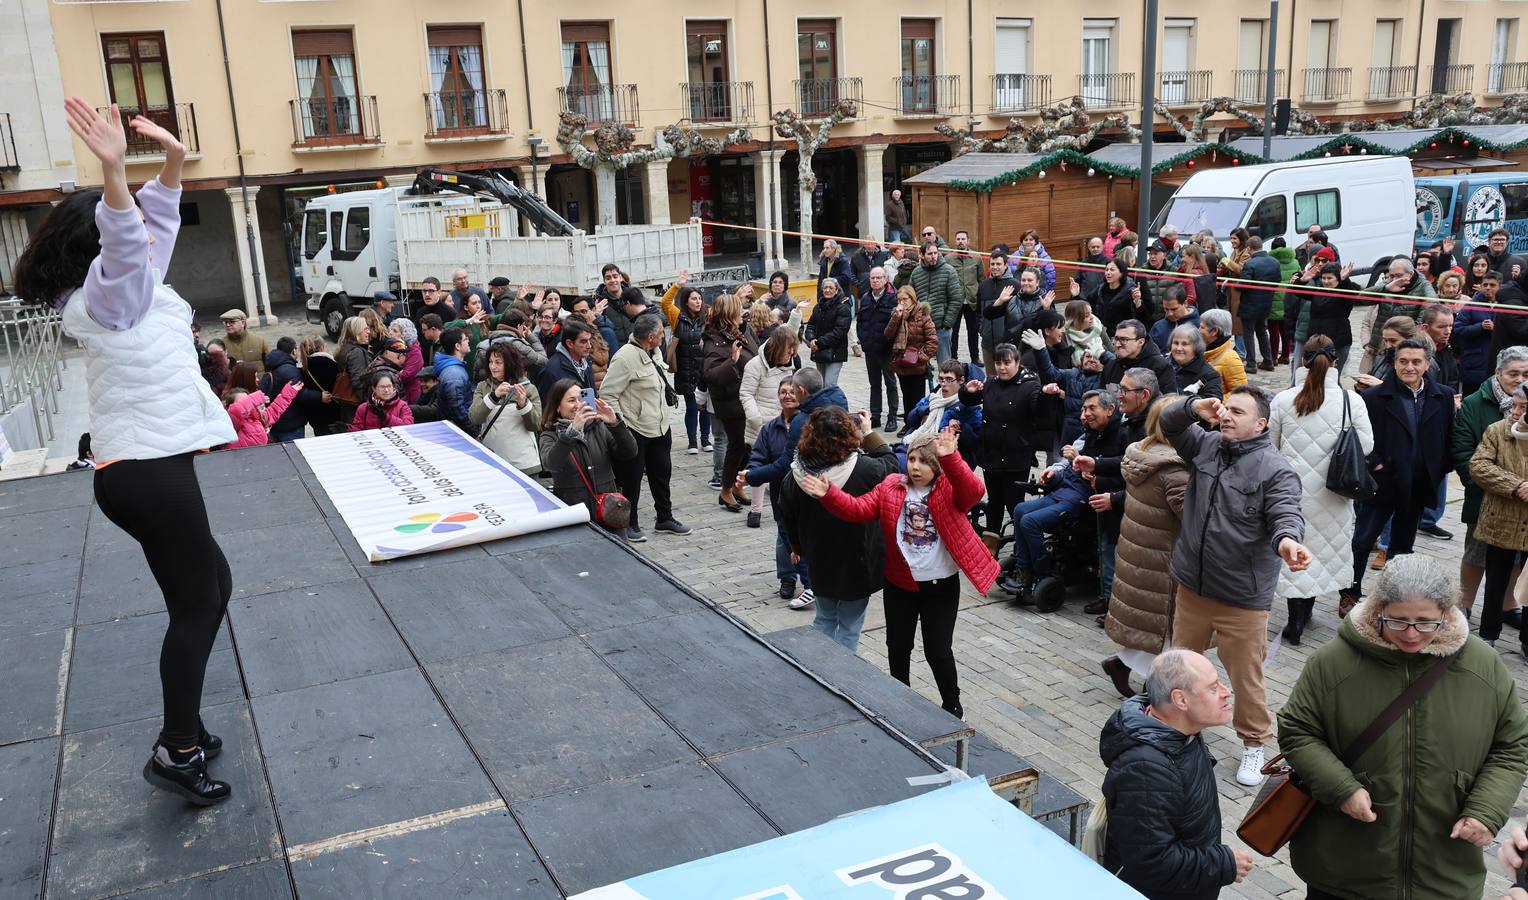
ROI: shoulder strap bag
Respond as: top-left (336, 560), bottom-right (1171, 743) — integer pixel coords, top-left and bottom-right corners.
top-left (1326, 388), bottom-right (1379, 503)
top-left (1237, 647), bottom-right (1460, 856)
top-left (567, 442), bottom-right (631, 531)
top-left (651, 352), bottom-right (679, 408)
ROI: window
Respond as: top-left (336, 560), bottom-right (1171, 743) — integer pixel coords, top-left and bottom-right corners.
top-left (1308, 21), bottom-right (1336, 69)
top-left (293, 30), bottom-right (358, 140)
top-left (331, 206), bottom-right (370, 261)
top-left (427, 26), bottom-right (486, 131)
top-left (302, 209), bottom-right (328, 259)
top-left (797, 19), bottom-right (838, 114)
top-left (1247, 195), bottom-right (1288, 239)
top-left (1081, 19), bottom-right (1116, 105)
top-left (686, 21), bottom-right (731, 121)
top-left (1492, 19), bottom-right (1519, 92)
top-left (1161, 19), bottom-right (1195, 103)
top-left (1372, 20), bottom-right (1400, 69)
top-left (1370, 20), bottom-right (1406, 98)
top-left (1294, 190), bottom-right (1341, 232)
top-left (1238, 20), bottom-right (1266, 70)
top-left (1155, 196), bottom-right (1250, 237)
top-left (102, 33), bottom-right (179, 140)
top-left (994, 18), bottom-right (1032, 107)
top-left (1503, 183), bottom-right (1528, 221)
top-left (561, 22), bottom-right (612, 121)
top-left (900, 19), bottom-right (937, 112)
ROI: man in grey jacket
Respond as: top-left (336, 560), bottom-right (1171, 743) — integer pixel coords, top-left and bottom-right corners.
top-left (1162, 387), bottom-right (1311, 789)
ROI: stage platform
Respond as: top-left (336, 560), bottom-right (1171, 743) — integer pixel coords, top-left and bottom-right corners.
top-left (0, 442), bottom-right (1065, 899)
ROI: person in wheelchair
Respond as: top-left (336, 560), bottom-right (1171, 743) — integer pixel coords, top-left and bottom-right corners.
top-left (999, 388), bottom-right (1128, 609)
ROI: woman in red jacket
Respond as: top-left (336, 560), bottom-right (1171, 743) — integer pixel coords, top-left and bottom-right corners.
top-left (349, 371), bottom-right (415, 432)
top-left (799, 426), bottom-right (997, 718)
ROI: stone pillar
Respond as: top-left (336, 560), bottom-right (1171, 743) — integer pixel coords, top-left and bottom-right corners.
top-left (223, 187), bottom-right (275, 324)
top-left (643, 159), bottom-right (671, 225)
top-left (857, 143), bottom-right (889, 246)
top-left (753, 149), bottom-right (786, 272)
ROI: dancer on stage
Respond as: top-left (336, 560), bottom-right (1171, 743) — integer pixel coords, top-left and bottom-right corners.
top-left (14, 99), bottom-right (238, 805)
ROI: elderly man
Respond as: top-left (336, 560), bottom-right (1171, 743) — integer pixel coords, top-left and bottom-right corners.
top-left (1100, 649), bottom-right (1254, 899)
top-left (219, 308), bottom-right (269, 373)
top-left (600, 316), bottom-right (690, 542)
top-left (1156, 224), bottom-right (1184, 268)
top-left (1078, 235), bottom-right (1110, 296)
top-left (856, 267), bottom-right (900, 431)
top-left (372, 291), bottom-right (398, 326)
top-left (1076, 368), bottom-right (1160, 615)
top-left (1102, 318), bottom-right (1177, 396)
top-left (885, 189), bottom-right (910, 246)
top-left (1199, 308), bottom-right (1247, 394)
top-left (851, 239), bottom-right (891, 295)
top-left (947, 230), bottom-right (985, 362)
top-left (1362, 256), bottom-right (1436, 369)
top-left (1164, 387), bottom-right (1310, 787)
top-left (448, 268), bottom-right (486, 321)
top-left (1150, 286), bottom-right (1199, 352)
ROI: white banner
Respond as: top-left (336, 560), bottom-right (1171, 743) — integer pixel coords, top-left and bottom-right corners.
top-left (296, 420), bottom-right (588, 562)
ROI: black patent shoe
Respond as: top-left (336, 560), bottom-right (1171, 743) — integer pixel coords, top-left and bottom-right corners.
top-left (197, 726), bottom-right (223, 761)
top-left (143, 745), bottom-right (231, 806)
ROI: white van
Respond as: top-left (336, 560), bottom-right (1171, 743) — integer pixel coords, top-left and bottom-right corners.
top-left (1152, 156), bottom-right (1415, 268)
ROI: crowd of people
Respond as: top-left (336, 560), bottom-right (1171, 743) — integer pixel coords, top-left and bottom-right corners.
top-left (178, 206), bottom-right (1528, 899)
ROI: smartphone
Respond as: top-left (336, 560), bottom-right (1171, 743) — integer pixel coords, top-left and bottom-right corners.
top-left (579, 388), bottom-right (597, 411)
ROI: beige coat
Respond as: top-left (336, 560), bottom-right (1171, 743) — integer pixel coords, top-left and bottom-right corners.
top-left (1471, 418), bottom-right (1528, 551)
top-left (1105, 440), bottom-right (1189, 654)
top-left (600, 341), bottom-right (672, 439)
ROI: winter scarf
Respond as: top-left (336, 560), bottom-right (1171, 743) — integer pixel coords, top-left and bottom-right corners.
top-left (1492, 376), bottom-right (1516, 415)
top-left (792, 450), bottom-right (860, 488)
top-left (909, 389), bottom-right (961, 444)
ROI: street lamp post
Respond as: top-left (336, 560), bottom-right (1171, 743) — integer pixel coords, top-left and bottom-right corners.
top-left (1263, 0), bottom-right (1280, 160)
top-left (1138, 0), bottom-right (1158, 242)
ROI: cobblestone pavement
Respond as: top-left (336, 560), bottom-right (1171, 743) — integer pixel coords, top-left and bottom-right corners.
top-left (625, 352), bottom-right (1528, 900)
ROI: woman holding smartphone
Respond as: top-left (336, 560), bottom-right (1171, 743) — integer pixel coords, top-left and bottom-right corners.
top-left (13, 100), bottom-right (238, 805)
top-left (537, 379), bottom-right (637, 528)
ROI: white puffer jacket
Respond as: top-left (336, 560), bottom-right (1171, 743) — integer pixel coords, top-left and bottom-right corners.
top-left (62, 285), bottom-right (235, 461)
top-left (1268, 367), bottom-right (1374, 599)
top-left (740, 355), bottom-right (794, 444)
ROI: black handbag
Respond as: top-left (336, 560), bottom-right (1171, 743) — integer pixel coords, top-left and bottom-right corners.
top-left (1326, 388), bottom-right (1379, 503)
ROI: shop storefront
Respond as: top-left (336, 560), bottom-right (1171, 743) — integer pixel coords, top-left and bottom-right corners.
top-left (688, 154), bottom-right (758, 256)
top-left (782, 147), bottom-right (858, 242)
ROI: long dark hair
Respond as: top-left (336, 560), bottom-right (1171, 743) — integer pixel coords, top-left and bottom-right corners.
top-left (541, 378), bottom-right (580, 431)
top-left (224, 362), bottom-right (259, 401)
top-left (1293, 335), bottom-right (1335, 417)
top-left (12, 190), bottom-right (106, 306)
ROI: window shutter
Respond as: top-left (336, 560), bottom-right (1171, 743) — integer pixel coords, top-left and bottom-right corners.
top-left (428, 26), bottom-right (482, 48)
top-left (292, 30), bottom-right (354, 57)
top-left (901, 19), bottom-right (935, 40)
top-left (561, 22), bottom-right (609, 43)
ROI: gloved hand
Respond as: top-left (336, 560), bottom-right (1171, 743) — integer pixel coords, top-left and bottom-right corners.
top-left (1020, 329), bottom-right (1045, 351)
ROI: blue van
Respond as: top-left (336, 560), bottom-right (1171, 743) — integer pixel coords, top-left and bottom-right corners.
top-left (1415, 173), bottom-right (1528, 253)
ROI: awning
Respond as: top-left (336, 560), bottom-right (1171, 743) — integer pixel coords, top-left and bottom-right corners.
top-left (1413, 157), bottom-right (1519, 171)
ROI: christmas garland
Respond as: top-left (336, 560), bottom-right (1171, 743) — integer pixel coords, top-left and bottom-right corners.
top-left (1278, 126), bottom-right (1528, 161)
top-left (945, 144), bottom-right (1262, 192)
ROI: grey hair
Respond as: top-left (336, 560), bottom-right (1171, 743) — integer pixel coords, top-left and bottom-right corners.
top-left (1123, 367), bottom-right (1159, 397)
top-left (1371, 553), bottom-right (1459, 612)
top-left (1172, 322), bottom-right (1206, 354)
top-left (1201, 308), bottom-right (1233, 337)
top-left (1389, 256), bottom-right (1415, 275)
top-left (1145, 649), bottom-right (1200, 709)
top-left (1498, 345), bottom-right (1528, 373)
top-left (390, 317), bottom-right (418, 345)
top-left (1083, 387), bottom-right (1119, 410)
top-left (791, 366), bottom-right (824, 396)
top-left (632, 315), bottom-right (664, 342)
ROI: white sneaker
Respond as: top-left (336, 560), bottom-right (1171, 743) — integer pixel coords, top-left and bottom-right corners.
top-left (686, 446), bottom-right (699, 455)
top-left (788, 589), bottom-right (816, 610)
top-left (1236, 745), bottom-right (1267, 787)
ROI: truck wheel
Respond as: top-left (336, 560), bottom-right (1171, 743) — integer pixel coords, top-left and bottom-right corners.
top-left (320, 296), bottom-right (350, 340)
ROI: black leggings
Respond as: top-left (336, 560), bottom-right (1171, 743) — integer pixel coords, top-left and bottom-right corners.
top-left (95, 454), bottom-right (232, 749)
top-left (883, 575), bottom-right (961, 709)
top-left (1481, 544), bottom-right (1524, 642)
top-left (983, 468), bottom-right (1030, 536)
top-left (717, 411), bottom-right (749, 494)
top-left (897, 374), bottom-right (926, 420)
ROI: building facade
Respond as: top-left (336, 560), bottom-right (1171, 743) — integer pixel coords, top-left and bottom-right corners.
top-left (2, 0), bottom-right (1522, 315)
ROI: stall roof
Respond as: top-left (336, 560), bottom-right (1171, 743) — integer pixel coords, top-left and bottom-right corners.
top-left (903, 152), bottom-right (1054, 186)
top-left (1227, 124), bottom-right (1528, 161)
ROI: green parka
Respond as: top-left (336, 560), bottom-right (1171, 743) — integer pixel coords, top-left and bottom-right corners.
top-left (1278, 597), bottom-right (1528, 900)
top-left (896, 258), bottom-right (965, 330)
top-left (1451, 378), bottom-right (1507, 524)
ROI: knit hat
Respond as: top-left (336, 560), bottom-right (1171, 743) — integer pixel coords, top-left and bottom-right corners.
top-left (382, 337), bottom-right (406, 354)
top-left (1313, 246), bottom-right (1337, 263)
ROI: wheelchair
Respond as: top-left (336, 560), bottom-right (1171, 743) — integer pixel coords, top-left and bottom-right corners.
top-left (988, 480), bottom-right (1100, 613)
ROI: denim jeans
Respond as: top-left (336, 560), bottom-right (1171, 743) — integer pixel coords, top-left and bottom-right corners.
top-left (1012, 495), bottom-right (1082, 575)
top-left (710, 426), bottom-right (728, 481)
top-left (812, 594), bottom-right (870, 651)
top-left (816, 360), bottom-right (844, 388)
top-left (774, 519), bottom-right (811, 586)
top-left (1099, 530), bottom-right (1118, 599)
top-left (682, 390), bottom-right (711, 448)
top-left (935, 328), bottom-right (954, 364)
top-left (1378, 477), bottom-right (1446, 548)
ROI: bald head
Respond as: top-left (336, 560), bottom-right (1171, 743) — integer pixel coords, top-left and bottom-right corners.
top-left (1143, 649), bottom-right (1232, 735)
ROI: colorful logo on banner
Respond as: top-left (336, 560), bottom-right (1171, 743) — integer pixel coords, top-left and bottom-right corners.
top-left (393, 511), bottom-right (479, 534)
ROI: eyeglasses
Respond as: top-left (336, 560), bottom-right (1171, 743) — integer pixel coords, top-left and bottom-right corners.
top-left (937, 376), bottom-right (959, 383)
top-left (1118, 386), bottom-right (1148, 395)
top-left (1377, 616), bottom-right (1444, 634)
top-left (1112, 336), bottom-right (1143, 345)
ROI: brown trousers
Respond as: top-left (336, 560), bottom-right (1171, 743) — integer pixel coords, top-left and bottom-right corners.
top-left (1171, 585), bottom-right (1275, 746)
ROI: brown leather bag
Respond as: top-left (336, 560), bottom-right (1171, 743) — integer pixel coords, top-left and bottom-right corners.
top-left (330, 371), bottom-right (360, 405)
top-left (1237, 648), bottom-right (1460, 856)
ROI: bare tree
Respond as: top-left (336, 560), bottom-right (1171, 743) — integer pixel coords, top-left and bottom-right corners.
top-left (936, 97), bottom-right (1134, 155)
top-left (772, 99), bottom-right (858, 271)
top-left (556, 112), bottom-right (750, 227)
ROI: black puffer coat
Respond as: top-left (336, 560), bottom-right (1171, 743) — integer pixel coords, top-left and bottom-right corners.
top-left (962, 369), bottom-right (1042, 474)
top-left (1100, 697), bottom-right (1235, 900)
top-left (806, 294), bottom-right (853, 364)
top-left (672, 308), bottom-right (707, 394)
top-left (778, 432), bottom-right (899, 600)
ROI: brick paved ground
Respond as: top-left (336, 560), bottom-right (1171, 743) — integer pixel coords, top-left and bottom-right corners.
top-left (626, 351), bottom-right (1528, 900)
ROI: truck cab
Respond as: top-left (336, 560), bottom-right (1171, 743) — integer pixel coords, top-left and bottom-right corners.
top-left (300, 188), bottom-right (400, 338)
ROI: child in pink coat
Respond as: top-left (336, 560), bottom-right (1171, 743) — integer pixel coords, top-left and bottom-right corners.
top-left (223, 381), bottom-right (299, 448)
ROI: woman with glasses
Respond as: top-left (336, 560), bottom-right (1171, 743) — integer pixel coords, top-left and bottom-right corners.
top-left (1278, 554), bottom-right (1528, 900)
top-left (1470, 385), bottom-right (1528, 651)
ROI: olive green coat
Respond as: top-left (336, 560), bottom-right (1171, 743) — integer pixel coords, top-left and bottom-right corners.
top-left (1278, 597), bottom-right (1528, 899)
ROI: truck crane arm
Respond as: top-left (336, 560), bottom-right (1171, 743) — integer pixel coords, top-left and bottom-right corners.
top-left (409, 168), bottom-right (577, 238)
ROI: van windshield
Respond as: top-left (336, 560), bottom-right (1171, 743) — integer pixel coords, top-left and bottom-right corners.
top-left (1155, 197), bottom-right (1249, 239)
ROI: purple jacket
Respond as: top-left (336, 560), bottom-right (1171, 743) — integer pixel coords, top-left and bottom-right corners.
top-left (79, 178), bottom-right (181, 331)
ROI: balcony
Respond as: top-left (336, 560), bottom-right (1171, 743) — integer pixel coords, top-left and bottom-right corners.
top-left (423, 89), bottom-right (511, 143)
top-left (893, 74), bottom-right (960, 117)
top-left (1301, 67), bottom-right (1351, 104)
top-left (1078, 73), bottom-right (1135, 110)
top-left (679, 81), bottom-right (755, 126)
top-left (289, 94), bottom-right (382, 151)
top-left (1366, 66), bottom-right (1416, 102)
top-left (1486, 62), bottom-right (1528, 96)
top-left (96, 102), bottom-right (200, 163)
top-left (0, 113), bottom-right (17, 172)
top-left (1233, 68), bottom-right (1287, 103)
top-left (558, 84), bottom-right (639, 127)
top-left (1426, 64), bottom-right (1474, 96)
top-left (793, 77), bottom-right (863, 118)
top-left (1158, 70), bottom-right (1212, 106)
top-left (989, 74), bottom-right (1052, 114)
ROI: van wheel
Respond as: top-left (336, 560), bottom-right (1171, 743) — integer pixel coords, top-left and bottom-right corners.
top-left (320, 296), bottom-right (350, 340)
